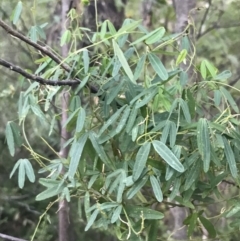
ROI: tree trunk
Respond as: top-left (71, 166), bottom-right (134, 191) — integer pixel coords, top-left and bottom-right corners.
top-left (58, 1), bottom-right (71, 241)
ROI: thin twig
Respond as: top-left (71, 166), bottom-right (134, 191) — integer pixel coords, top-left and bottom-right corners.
top-left (0, 19), bottom-right (70, 72)
top-left (197, 0), bottom-right (212, 39)
top-left (0, 58), bottom-right (79, 86)
top-left (0, 233), bottom-right (28, 241)
top-left (198, 22), bottom-right (240, 39)
top-left (0, 20), bottom-right (99, 92)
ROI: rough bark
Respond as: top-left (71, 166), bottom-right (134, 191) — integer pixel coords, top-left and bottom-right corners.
top-left (58, 1), bottom-right (71, 241)
top-left (141, 0), bottom-right (154, 28)
top-left (171, 1), bottom-right (196, 240)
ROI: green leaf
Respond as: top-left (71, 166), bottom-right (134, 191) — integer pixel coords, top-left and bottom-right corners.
top-left (63, 108), bottom-right (80, 129)
top-left (127, 176), bottom-right (148, 199)
top-left (111, 205), bottom-right (122, 223)
top-left (60, 29), bottom-right (72, 46)
top-left (5, 122), bottom-right (15, 156)
top-left (200, 60), bottom-right (207, 79)
top-left (176, 49), bottom-right (187, 66)
top-left (39, 178), bottom-right (61, 188)
top-left (106, 81), bottom-right (124, 105)
top-left (214, 90), bottom-right (222, 106)
top-left (117, 19), bottom-right (141, 34)
top-left (169, 121), bottom-right (177, 148)
top-left (187, 213), bottom-right (198, 237)
top-left (98, 105), bottom-right (126, 136)
top-left (204, 60), bottom-right (217, 78)
top-left (116, 106), bottom-right (131, 133)
top-left (112, 40), bottom-right (134, 83)
top-left (130, 27), bottom-right (165, 46)
top-left (152, 140), bottom-right (184, 172)
top-left (223, 136), bottom-right (238, 178)
top-left (24, 159), bottom-right (35, 183)
top-left (145, 27), bottom-right (165, 44)
top-left (107, 20), bottom-right (117, 35)
top-left (135, 88), bottom-right (158, 109)
top-left (148, 53), bottom-right (168, 81)
top-left (199, 216), bottom-right (216, 238)
top-left (213, 70), bottom-right (232, 81)
top-left (126, 107), bottom-right (138, 133)
top-left (29, 26), bottom-right (38, 43)
top-left (89, 132), bottom-right (113, 167)
top-left (69, 133), bottom-right (88, 179)
top-left (179, 99), bottom-right (191, 123)
top-left (220, 86), bottom-right (239, 113)
top-left (18, 160), bottom-right (26, 188)
top-left (84, 191), bottom-right (91, 220)
top-left (226, 205), bottom-right (240, 218)
top-left (133, 142), bottom-right (151, 181)
top-left (82, 49), bottom-right (90, 74)
top-left (133, 55), bottom-right (146, 82)
top-left (197, 118), bottom-right (211, 172)
top-left (150, 175), bottom-right (163, 202)
top-left (169, 177), bottom-right (181, 201)
top-left (160, 120), bottom-right (171, 144)
top-left (124, 206), bottom-right (164, 220)
top-left (184, 161), bottom-right (201, 191)
top-left (85, 209), bottom-right (99, 231)
top-left (12, 1), bottom-right (23, 25)
top-left (36, 184), bottom-right (64, 201)
top-left (76, 107), bottom-right (86, 133)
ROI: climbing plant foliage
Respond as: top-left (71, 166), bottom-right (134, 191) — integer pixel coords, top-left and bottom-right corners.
top-left (4, 5), bottom-right (240, 240)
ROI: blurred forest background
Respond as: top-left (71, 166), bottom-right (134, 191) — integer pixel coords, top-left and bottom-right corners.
top-left (1, 0), bottom-right (240, 241)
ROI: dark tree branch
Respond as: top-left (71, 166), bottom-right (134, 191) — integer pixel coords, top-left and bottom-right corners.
top-left (0, 233), bottom-right (28, 241)
top-left (197, 0), bottom-right (212, 39)
top-left (0, 19), bottom-right (99, 92)
top-left (198, 22), bottom-right (240, 39)
top-left (0, 58), bottom-right (79, 86)
top-left (0, 19), bottom-right (70, 72)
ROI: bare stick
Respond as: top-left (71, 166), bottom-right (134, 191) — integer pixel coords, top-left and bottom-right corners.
top-left (0, 58), bottom-right (79, 86)
top-left (0, 233), bottom-right (28, 241)
top-left (0, 19), bottom-right (70, 72)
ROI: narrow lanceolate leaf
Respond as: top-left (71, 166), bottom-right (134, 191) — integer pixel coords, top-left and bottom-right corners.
top-left (69, 133), bottom-right (88, 179)
top-left (127, 176), bottom-right (148, 199)
top-left (148, 53), bottom-right (168, 81)
top-left (179, 99), bottom-right (191, 123)
top-left (223, 136), bottom-right (238, 178)
top-left (134, 55), bottom-right (146, 82)
top-left (85, 209), bottom-right (99, 231)
top-left (197, 118), bottom-right (210, 172)
top-left (18, 160), bottom-right (25, 189)
top-left (133, 142), bottom-right (151, 181)
top-left (204, 60), bottom-right (217, 78)
top-left (135, 88), bottom-right (158, 109)
top-left (24, 159), bottom-right (35, 183)
top-left (98, 105), bottom-right (126, 137)
top-left (76, 107), bottom-right (86, 133)
top-left (5, 122), bottom-right (15, 156)
top-left (150, 175), bottom-right (163, 202)
top-left (124, 206), bottom-right (164, 220)
top-left (112, 40), bottom-right (134, 83)
top-left (89, 132), bottom-right (112, 167)
top-left (115, 106), bottom-right (131, 133)
top-left (111, 205), bottom-right (122, 223)
top-left (199, 216), bottom-right (216, 238)
top-left (126, 107), bottom-right (138, 133)
top-left (145, 27), bottom-right (165, 45)
top-left (200, 60), bottom-right (207, 79)
top-left (176, 49), bottom-right (187, 66)
top-left (12, 1), bottom-right (23, 25)
top-left (152, 140), bottom-right (184, 172)
top-left (220, 86), bottom-right (239, 113)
